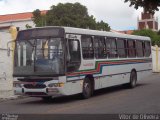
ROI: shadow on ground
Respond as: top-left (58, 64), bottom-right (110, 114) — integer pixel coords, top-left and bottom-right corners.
top-left (22, 83), bottom-right (149, 105)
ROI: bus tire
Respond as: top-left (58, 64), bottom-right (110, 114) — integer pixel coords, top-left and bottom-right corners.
top-left (129, 70), bottom-right (137, 88)
top-left (82, 77), bottom-right (92, 99)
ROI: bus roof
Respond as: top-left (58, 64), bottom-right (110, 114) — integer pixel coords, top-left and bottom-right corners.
top-left (21, 26), bottom-right (151, 41)
top-left (63, 27), bottom-right (151, 41)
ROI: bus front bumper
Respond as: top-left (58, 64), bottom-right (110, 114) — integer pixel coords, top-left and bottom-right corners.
top-left (14, 87), bottom-right (64, 97)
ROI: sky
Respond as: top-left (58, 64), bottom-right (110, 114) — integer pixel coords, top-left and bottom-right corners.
top-left (0, 0), bottom-right (160, 30)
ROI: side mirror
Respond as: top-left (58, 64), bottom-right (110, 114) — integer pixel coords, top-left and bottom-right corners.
top-left (72, 41), bottom-right (78, 51)
top-left (67, 54), bottom-right (71, 63)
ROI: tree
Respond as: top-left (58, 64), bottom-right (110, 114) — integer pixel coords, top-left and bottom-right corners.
top-left (132, 29), bottom-right (160, 46)
top-left (96, 20), bottom-right (110, 31)
top-left (32, 9), bottom-right (46, 27)
top-left (124, 0), bottom-right (160, 13)
top-left (25, 24), bottom-right (32, 29)
top-left (32, 2), bottom-right (110, 31)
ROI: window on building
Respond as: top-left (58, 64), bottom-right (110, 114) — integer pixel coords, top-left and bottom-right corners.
top-left (106, 38), bottom-right (118, 58)
top-left (136, 41), bottom-right (144, 57)
top-left (128, 40), bottom-right (136, 58)
top-left (81, 35), bottom-right (94, 59)
top-left (94, 37), bottom-right (107, 59)
top-left (117, 39), bottom-right (127, 58)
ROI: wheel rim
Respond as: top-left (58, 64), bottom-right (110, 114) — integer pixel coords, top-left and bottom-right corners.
top-left (131, 72), bottom-right (137, 87)
top-left (84, 83), bottom-right (90, 94)
top-left (83, 80), bottom-right (91, 97)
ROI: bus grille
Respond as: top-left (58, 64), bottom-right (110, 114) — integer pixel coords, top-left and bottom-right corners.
top-left (24, 84), bottom-right (46, 89)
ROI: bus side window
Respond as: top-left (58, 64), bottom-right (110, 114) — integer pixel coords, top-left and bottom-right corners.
top-left (144, 41), bottom-right (151, 57)
top-left (117, 39), bottom-right (127, 58)
top-left (81, 35), bottom-right (94, 59)
top-left (106, 38), bottom-right (118, 58)
top-left (94, 36), bottom-right (107, 59)
top-left (67, 39), bottom-right (81, 72)
top-left (128, 40), bottom-right (136, 58)
top-left (136, 40), bottom-right (144, 57)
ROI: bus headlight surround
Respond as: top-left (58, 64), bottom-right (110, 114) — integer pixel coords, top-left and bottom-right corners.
top-left (48, 83), bottom-right (64, 87)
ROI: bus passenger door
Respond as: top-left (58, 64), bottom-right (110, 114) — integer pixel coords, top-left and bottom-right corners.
top-left (66, 34), bottom-right (82, 93)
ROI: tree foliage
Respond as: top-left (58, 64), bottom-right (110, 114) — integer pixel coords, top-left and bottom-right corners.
top-left (96, 20), bottom-right (110, 31)
top-left (32, 9), bottom-right (46, 27)
top-left (132, 29), bottom-right (160, 46)
top-left (32, 2), bottom-right (110, 31)
top-left (25, 24), bottom-right (32, 29)
top-left (124, 0), bottom-right (160, 13)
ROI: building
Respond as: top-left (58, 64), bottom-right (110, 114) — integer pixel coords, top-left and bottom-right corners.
top-left (116, 30), bottom-right (134, 35)
top-left (0, 26), bottom-right (17, 98)
top-left (114, 10), bottom-right (159, 35)
top-left (0, 10), bottom-right (47, 98)
top-left (138, 9), bottom-right (158, 31)
top-left (0, 10), bottom-right (49, 98)
top-left (0, 10), bottom-right (47, 30)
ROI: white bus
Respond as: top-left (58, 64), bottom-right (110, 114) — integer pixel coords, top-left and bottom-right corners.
top-left (13, 26), bottom-right (152, 100)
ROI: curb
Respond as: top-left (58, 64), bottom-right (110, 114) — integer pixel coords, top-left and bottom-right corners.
top-left (0, 95), bottom-right (27, 103)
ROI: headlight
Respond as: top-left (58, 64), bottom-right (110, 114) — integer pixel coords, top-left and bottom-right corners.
top-left (48, 83), bottom-right (64, 87)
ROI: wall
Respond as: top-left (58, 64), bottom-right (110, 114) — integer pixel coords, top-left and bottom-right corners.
top-left (152, 45), bottom-right (160, 72)
top-left (0, 31), bottom-right (14, 98)
top-left (0, 19), bottom-right (35, 30)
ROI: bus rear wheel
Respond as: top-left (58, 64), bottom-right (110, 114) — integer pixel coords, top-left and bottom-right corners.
top-left (82, 78), bottom-right (92, 99)
top-left (129, 70), bottom-right (137, 88)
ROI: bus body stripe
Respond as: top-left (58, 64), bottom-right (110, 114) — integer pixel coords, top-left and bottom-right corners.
top-left (67, 58), bottom-right (152, 78)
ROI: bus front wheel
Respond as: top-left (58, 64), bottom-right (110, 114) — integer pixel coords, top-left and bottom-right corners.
top-left (82, 78), bottom-right (92, 99)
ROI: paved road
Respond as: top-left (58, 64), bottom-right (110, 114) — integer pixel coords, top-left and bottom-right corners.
top-left (0, 73), bottom-right (160, 114)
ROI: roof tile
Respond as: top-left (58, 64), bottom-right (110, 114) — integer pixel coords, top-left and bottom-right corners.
top-left (0, 10), bottom-right (47, 22)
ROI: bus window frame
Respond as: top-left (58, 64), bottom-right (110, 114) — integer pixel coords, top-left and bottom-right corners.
top-left (106, 37), bottom-right (118, 59)
top-left (127, 39), bottom-right (136, 58)
top-left (144, 41), bottom-right (151, 57)
top-left (116, 38), bottom-right (127, 58)
top-left (81, 35), bottom-right (94, 60)
top-left (136, 40), bottom-right (144, 57)
top-left (94, 36), bottom-right (107, 59)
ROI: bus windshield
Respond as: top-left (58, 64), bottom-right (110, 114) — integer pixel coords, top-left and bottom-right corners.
top-left (14, 38), bottom-right (65, 76)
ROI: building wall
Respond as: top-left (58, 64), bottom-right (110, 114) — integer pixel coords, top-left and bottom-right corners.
top-left (138, 12), bottom-right (158, 31)
top-left (141, 12), bottom-right (153, 19)
top-left (155, 21), bottom-right (158, 30)
top-left (0, 31), bottom-right (14, 98)
top-left (138, 20), bottom-right (158, 30)
top-left (138, 22), bottom-right (145, 30)
top-left (0, 14), bottom-right (36, 98)
top-left (152, 46), bottom-right (160, 72)
top-left (0, 19), bottom-right (35, 30)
